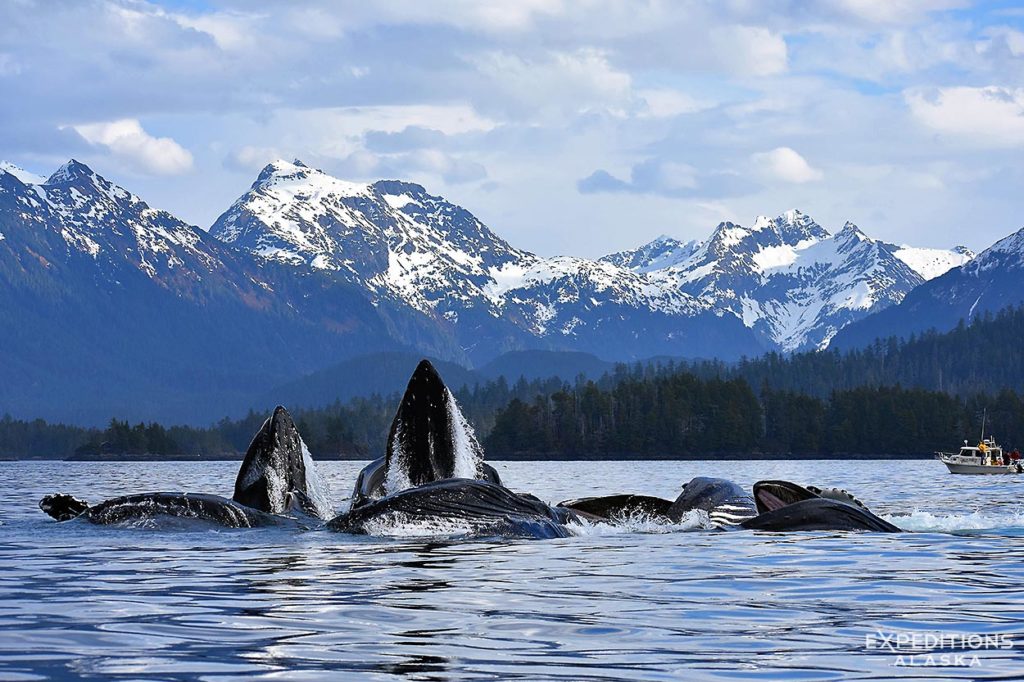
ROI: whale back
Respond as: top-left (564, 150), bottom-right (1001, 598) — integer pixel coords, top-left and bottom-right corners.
top-left (384, 360), bottom-right (487, 491)
top-left (233, 406), bottom-right (332, 518)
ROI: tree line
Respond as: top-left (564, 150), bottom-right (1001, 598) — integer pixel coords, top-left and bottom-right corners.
top-left (484, 378), bottom-right (1024, 457)
top-left (3, 307), bottom-right (1024, 459)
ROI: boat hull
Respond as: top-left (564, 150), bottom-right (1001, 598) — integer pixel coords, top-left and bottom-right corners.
top-left (937, 455), bottom-right (1023, 475)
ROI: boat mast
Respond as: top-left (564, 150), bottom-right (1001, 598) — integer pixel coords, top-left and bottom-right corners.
top-left (980, 408), bottom-right (987, 443)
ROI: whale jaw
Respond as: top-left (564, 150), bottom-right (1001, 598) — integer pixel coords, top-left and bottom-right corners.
top-left (385, 359), bottom-right (484, 491)
top-left (752, 480), bottom-right (819, 514)
top-left (233, 406), bottom-right (318, 516)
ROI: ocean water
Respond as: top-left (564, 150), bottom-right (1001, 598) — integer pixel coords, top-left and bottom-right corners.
top-left (1, 459), bottom-right (1023, 680)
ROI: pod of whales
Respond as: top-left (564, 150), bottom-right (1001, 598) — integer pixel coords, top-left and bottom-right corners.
top-left (39, 359), bottom-right (901, 536)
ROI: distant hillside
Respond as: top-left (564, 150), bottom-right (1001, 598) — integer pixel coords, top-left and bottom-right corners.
top-left (477, 350), bottom-right (614, 382)
top-left (260, 352), bottom-right (476, 410)
top-left (263, 349), bottom-right (616, 411)
top-left (689, 304), bottom-right (1024, 398)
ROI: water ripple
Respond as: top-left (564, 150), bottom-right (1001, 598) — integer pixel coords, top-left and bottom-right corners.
top-left (2, 460), bottom-right (1024, 680)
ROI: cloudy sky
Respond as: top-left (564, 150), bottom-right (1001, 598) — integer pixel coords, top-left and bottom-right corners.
top-left (1, 0), bottom-right (1023, 257)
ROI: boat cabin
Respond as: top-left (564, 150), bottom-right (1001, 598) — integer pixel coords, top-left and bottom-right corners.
top-left (957, 438), bottom-right (1005, 465)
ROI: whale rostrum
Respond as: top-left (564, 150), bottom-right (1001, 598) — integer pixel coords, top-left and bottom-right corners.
top-left (349, 359), bottom-right (501, 509)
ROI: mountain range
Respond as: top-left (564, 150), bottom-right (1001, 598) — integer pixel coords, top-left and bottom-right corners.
top-left (1, 157), bottom-right (1015, 425)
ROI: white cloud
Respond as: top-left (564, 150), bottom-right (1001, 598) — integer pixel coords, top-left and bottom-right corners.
top-left (906, 86), bottom-right (1024, 146)
top-left (635, 88), bottom-right (709, 118)
top-left (751, 147), bottom-right (823, 183)
top-left (223, 145), bottom-right (284, 172)
top-left (71, 119), bottom-right (193, 175)
top-left (711, 25), bottom-right (788, 76)
top-left (172, 11), bottom-right (262, 51)
top-left (471, 49), bottom-right (632, 119)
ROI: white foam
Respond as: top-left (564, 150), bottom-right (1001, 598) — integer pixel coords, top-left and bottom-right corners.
top-left (886, 507), bottom-right (1024, 533)
top-left (384, 422), bottom-right (413, 495)
top-left (264, 456), bottom-right (287, 514)
top-left (567, 509), bottom-right (714, 536)
top-left (359, 511), bottom-right (487, 538)
top-left (300, 440), bottom-right (335, 519)
top-left (446, 387), bottom-right (482, 479)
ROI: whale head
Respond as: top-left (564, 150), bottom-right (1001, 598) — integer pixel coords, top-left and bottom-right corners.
top-left (752, 480), bottom-right (819, 514)
top-left (233, 406), bottom-right (333, 518)
top-left (350, 360), bottom-right (500, 508)
top-left (668, 477), bottom-right (758, 527)
top-left (746, 480), bottom-right (899, 532)
top-left (385, 359), bottom-right (484, 489)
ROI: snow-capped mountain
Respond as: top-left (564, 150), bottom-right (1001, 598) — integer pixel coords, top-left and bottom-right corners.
top-left (833, 225), bottom-right (1024, 349)
top-left (0, 160), bottom-right (441, 424)
top-left (601, 235), bottom-right (700, 273)
top-left (212, 160), bottom-right (757, 361)
top-left (608, 209), bottom-right (973, 351)
top-left (0, 156), bottom-right (986, 423)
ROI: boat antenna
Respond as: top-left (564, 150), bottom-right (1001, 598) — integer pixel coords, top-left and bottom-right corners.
top-left (980, 408), bottom-right (987, 443)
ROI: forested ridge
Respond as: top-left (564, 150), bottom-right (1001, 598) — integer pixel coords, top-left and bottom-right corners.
top-left (4, 307), bottom-right (1024, 459)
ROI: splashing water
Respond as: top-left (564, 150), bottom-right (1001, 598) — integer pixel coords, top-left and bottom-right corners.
top-left (300, 441), bottom-right (335, 519)
top-left (567, 509), bottom-right (714, 536)
top-left (384, 422), bottom-right (412, 495)
top-left (359, 511), bottom-right (487, 539)
top-left (446, 387), bottom-right (482, 479)
top-left (885, 506), bottom-right (1024, 534)
top-left (263, 455), bottom-right (287, 514)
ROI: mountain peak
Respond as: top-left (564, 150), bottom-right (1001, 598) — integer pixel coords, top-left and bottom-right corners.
top-left (46, 159), bottom-right (95, 185)
top-left (837, 221), bottom-right (868, 241)
top-left (774, 209), bottom-right (829, 244)
top-left (254, 159), bottom-right (310, 186)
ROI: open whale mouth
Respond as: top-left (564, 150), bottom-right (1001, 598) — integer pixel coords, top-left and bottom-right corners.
top-left (755, 489), bottom-right (789, 512)
top-left (752, 481), bottom-right (819, 514)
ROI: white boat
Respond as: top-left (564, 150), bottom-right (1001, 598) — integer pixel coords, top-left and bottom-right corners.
top-left (936, 441), bottom-right (1023, 474)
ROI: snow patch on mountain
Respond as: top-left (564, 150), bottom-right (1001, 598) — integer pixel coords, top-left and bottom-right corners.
top-left (892, 245), bottom-right (974, 280)
top-left (0, 161), bottom-right (46, 185)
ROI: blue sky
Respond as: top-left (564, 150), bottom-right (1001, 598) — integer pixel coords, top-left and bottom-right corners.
top-left (1, 0), bottom-right (1023, 257)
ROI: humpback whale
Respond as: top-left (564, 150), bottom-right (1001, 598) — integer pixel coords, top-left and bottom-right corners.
top-left (741, 480), bottom-right (900, 532)
top-left (39, 406), bottom-right (332, 527)
top-left (349, 360), bottom-right (502, 509)
top-left (330, 360), bottom-right (575, 538)
top-left (559, 477), bottom-right (898, 533)
top-left (329, 478), bottom-right (575, 538)
top-left (558, 477), bottom-right (759, 527)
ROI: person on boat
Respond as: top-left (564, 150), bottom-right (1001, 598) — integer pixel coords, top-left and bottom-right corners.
top-left (1011, 449), bottom-right (1021, 462)
top-left (1003, 450), bottom-right (1011, 466)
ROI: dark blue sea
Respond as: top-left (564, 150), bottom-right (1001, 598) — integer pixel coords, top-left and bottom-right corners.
top-left (2, 460), bottom-right (1023, 680)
